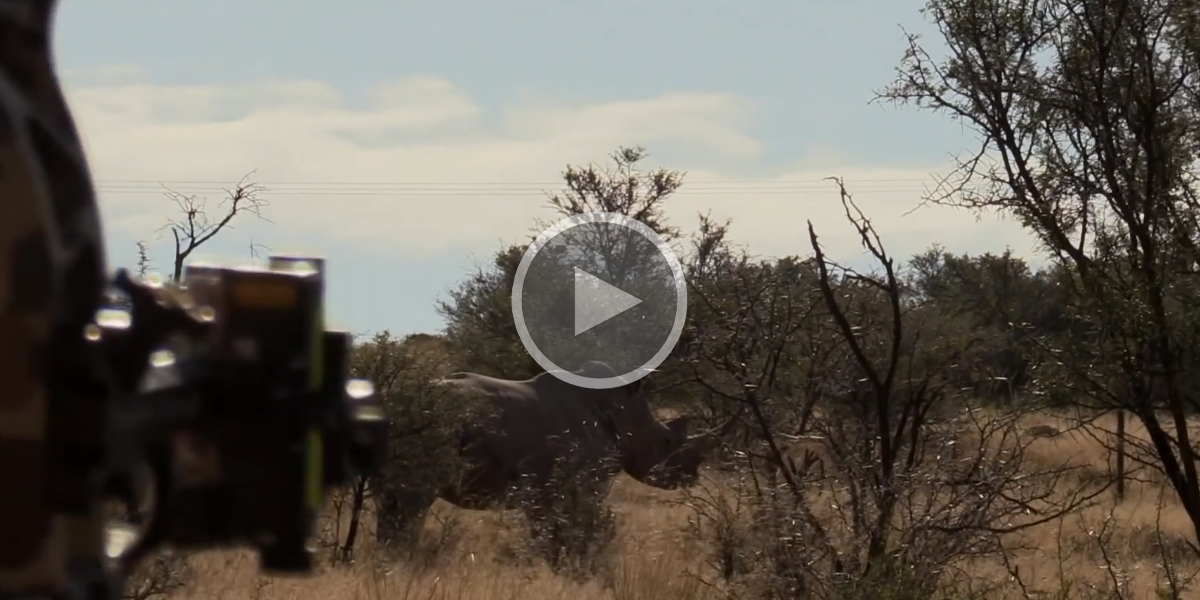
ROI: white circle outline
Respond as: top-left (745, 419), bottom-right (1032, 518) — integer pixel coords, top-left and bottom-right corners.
top-left (511, 212), bottom-right (687, 389)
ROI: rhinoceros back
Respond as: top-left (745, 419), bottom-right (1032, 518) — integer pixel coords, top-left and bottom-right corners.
top-left (439, 371), bottom-right (616, 472)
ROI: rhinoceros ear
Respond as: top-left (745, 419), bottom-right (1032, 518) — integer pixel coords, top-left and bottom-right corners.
top-left (627, 375), bottom-right (650, 397)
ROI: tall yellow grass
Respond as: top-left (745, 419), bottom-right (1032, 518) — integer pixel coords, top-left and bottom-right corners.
top-left (154, 411), bottom-right (1200, 600)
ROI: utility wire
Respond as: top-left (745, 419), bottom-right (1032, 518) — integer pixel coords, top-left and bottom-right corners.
top-left (95, 177), bottom-right (936, 185)
top-left (94, 177), bottom-right (941, 197)
top-left (95, 177), bottom-right (937, 186)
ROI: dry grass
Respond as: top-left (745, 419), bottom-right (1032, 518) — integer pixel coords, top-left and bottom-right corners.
top-left (166, 481), bottom-right (716, 600)
top-left (144, 409), bottom-right (1200, 600)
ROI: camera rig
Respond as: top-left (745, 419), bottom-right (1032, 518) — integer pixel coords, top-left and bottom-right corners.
top-left (61, 254), bottom-right (387, 597)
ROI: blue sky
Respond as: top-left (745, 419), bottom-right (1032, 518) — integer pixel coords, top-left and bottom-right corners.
top-left (54, 0), bottom-right (1036, 336)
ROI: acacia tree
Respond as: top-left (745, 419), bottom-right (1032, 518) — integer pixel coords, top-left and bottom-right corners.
top-left (335, 331), bottom-right (408, 561)
top-left (880, 0), bottom-right (1200, 544)
top-left (337, 331), bottom-right (482, 558)
top-left (676, 214), bottom-right (829, 450)
top-left (430, 146), bottom-right (699, 571)
top-left (542, 145), bottom-right (682, 241)
top-left (904, 248), bottom-right (1077, 401)
top-left (438, 146), bottom-right (685, 378)
top-left (436, 244), bottom-right (536, 378)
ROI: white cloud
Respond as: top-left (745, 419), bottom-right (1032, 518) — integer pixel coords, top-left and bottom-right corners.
top-left (63, 66), bottom-right (1042, 268)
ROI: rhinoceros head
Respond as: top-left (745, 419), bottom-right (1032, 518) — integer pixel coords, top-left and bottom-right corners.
top-left (597, 370), bottom-right (727, 490)
top-left (637, 414), bottom-right (727, 489)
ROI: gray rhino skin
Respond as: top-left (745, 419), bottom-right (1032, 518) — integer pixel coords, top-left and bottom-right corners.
top-left (376, 361), bottom-right (724, 544)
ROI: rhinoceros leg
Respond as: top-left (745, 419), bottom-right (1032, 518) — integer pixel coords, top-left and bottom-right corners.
top-left (521, 486), bottom-right (569, 568)
top-left (518, 454), bottom-right (617, 571)
top-left (375, 487), bottom-right (436, 549)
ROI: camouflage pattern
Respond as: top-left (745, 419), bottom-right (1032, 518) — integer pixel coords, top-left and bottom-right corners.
top-left (0, 0), bottom-right (110, 597)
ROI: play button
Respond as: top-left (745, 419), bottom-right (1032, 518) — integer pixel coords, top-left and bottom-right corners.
top-left (574, 267), bottom-right (642, 335)
top-left (511, 212), bottom-right (687, 389)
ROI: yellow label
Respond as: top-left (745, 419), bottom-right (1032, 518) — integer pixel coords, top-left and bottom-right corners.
top-left (232, 279), bottom-right (298, 308)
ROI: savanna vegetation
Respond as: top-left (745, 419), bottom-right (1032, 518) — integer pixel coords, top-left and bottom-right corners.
top-left (117, 0), bottom-right (1200, 598)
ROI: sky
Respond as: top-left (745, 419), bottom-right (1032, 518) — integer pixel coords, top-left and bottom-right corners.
top-left (53, 0), bottom-right (1041, 337)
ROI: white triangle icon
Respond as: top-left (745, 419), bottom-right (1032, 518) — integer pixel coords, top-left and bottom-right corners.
top-left (574, 267), bottom-right (642, 336)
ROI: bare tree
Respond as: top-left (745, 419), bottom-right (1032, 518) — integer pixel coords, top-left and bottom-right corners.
top-left (680, 181), bottom-right (1102, 599)
top-left (157, 171), bottom-right (269, 281)
top-left (878, 0), bottom-right (1200, 546)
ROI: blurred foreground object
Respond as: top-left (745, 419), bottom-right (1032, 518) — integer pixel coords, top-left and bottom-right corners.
top-left (96, 257), bottom-right (388, 597)
top-left (100, 256), bottom-right (387, 567)
top-left (0, 3), bottom-right (384, 599)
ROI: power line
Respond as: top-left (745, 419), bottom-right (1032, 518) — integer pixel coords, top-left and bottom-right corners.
top-left (98, 190), bottom-right (932, 197)
top-left (93, 177), bottom-right (942, 197)
top-left (93, 177), bottom-right (938, 186)
top-left (95, 187), bottom-right (933, 197)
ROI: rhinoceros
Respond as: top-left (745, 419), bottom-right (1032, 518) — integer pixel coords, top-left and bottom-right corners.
top-left (374, 360), bottom-right (728, 545)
